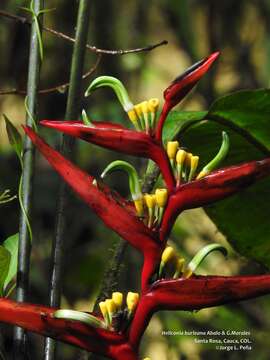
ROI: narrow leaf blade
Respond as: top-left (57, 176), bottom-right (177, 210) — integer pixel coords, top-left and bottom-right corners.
top-left (3, 234), bottom-right (19, 291)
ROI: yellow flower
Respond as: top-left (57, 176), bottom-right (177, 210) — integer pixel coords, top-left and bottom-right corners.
top-left (176, 149), bottom-right (187, 185)
top-left (155, 188), bottom-right (168, 208)
top-left (112, 292), bottom-right (123, 309)
top-left (167, 141), bottom-right (179, 160)
top-left (126, 292), bottom-right (139, 313)
top-left (161, 246), bottom-right (176, 263)
top-left (144, 194), bottom-right (156, 228)
top-left (99, 301), bottom-right (110, 327)
top-left (159, 246), bottom-right (178, 277)
top-left (147, 98), bottom-right (159, 112)
top-left (173, 258), bottom-right (185, 278)
top-left (105, 299), bottom-right (116, 315)
top-left (188, 155), bottom-right (199, 181)
top-left (134, 103), bottom-right (143, 117)
top-left (176, 149), bottom-right (186, 165)
top-left (144, 194), bottom-right (156, 209)
top-left (99, 301), bottom-right (108, 319)
top-left (127, 108), bottom-right (140, 130)
top-left (141, 101), bottom-right (149, 114)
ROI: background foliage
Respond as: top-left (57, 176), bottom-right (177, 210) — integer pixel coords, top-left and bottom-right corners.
top-left (1, 1), bottom-right (270, 359)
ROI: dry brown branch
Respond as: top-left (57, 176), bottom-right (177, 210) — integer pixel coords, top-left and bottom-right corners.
top-left (0, 10), bottom-right (168, 55)
top-left (0, 54), bottom-right (101, 96)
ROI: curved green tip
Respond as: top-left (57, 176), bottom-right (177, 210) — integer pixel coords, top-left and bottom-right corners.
top-left (198, 131), bottom-right (230, 178)
top-left (85, 76), bottom-right (134, 112)
top-left (53, 309), bottom-right (106, 329)
top-left (187, 243), bottom-right (228, 273)
top-left (101, 160), bottom-right (142, 200)
top-left (81, 109), bottom-right (95, 127)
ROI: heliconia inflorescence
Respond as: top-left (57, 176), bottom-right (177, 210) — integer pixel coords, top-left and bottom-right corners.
top-left (7, 52), bottom-right (270, 360)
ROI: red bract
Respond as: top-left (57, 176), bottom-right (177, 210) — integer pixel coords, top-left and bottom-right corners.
top-left (1, 273), bottom-right (270, 360)
top-left (160, 158), bottom-right (270, 240)
top-left (163, 52), bottom-right (220, 108)
top-left (155, 51), bottom-right (220, 141)
top-left (23, 125), bottom-right (162, 291)
top-left (24, 126), bottom-right (270, 288)
top-left (0, 299), bottom-right (137, 359)
top-left (129, 275), bottom-right (270, 349)
top-left (40, 120), bottom-right (175, 190)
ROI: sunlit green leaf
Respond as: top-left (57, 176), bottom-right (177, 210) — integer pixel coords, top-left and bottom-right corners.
top-left (162, 110), bottom-right (206, 143)
top-left (3, 234), bottom-right (19, 292)
top-left (0, 246), bottom-right (11, 297)
top-left (3, 114), bottom-right (23, 160)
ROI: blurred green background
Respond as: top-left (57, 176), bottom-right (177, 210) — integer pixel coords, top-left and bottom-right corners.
top-left (1, 0), bottom-right (270, 359)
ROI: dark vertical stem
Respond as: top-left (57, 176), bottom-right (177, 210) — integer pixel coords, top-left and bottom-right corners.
top-left (13, 1), bottom-right (44, 359)
top-left (43, 1), bottom-right (91, 360)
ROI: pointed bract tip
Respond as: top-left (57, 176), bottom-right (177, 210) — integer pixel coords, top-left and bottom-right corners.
top-left (163, 51), bottom-right (220, 109)
top-left (208, 51), bottom-right (220, 61)
top-left (203, 51), bottom-right (220, 68)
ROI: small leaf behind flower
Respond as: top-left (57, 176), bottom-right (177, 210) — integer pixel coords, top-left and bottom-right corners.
top-left (0, 246), bottom-right (11, 297)
top-left (3, 114), bottom-right (23, 160)
top-left (3, 234), bottom-right (19, 293)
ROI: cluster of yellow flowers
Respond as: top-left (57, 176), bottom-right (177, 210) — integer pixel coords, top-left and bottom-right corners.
top-left (135, 188), bottom-right (168, 227)
top-left (167, 141), bottom-right (199, 186)
top-left (159, 246), bottom-right (191, 279)
top-left (99, 291), bottom-right (139, 328)
top-left (127, 98), bottom-right (159, 133)
top-left (166, 132), bottom-right (230, 187)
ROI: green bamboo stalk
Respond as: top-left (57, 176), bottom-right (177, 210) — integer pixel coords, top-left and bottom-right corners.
top-left (43, 1), bottom-right (91, 360)
top-left (13, 1), bottom-right (44, 359)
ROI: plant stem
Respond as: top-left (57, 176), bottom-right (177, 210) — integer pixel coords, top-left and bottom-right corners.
top-left (43, 1), bottom-right (91, 360)
top-left (13, 0), bottom-right (44, 359)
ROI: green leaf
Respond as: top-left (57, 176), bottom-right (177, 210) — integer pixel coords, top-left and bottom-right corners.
top-left (180, 89), bottom-right (270, 268)
top-left (0, 246), bottom-right (11, 296)
top-left (162, 110), bottom-right (206, 143)
top-left (3, 234), bottom-right (19, 292)
top-left (207, 89), bottom-right (270, 155)
top-left (3, 114), bottom-right (23, 160)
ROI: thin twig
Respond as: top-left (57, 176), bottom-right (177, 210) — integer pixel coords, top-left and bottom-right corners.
top-left (86, 40), bottom-right (168, 55)
top-left (0, 54), bottom-right (101, 96)
top-left (0, 9), bottom-right (168, 55)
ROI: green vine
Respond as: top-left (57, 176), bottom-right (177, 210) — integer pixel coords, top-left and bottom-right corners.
top-left (21, 0), bottom-right (54, 61)
top-left (3, 115), bottom-right (33, 242)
